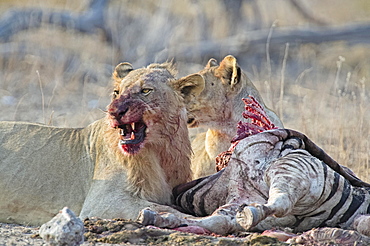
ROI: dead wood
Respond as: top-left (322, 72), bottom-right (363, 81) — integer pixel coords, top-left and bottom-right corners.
top-left (1, 0), bottom-right (370, 63)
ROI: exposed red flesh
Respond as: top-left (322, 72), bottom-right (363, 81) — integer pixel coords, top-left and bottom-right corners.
top-left (215, 96), bottom-right (278, 171)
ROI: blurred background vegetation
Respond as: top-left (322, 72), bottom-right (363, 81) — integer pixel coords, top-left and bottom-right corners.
top-left (0, 0), bottom-right (369, 181)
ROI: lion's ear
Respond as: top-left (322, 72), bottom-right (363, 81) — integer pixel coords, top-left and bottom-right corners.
top-left (113, 62), bottom-right (134, 80)
top-left (217, 55), bottom-right (241, 89)
top-left (206, 58), bottom-right (218, 68)
top-left (173, 74), bottom-right (205, 98)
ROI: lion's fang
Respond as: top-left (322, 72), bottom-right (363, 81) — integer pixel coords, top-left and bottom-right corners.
top-left (131, 132), bottom-right (135, 140)
top-left (131, 122), bottom-right (135, 131)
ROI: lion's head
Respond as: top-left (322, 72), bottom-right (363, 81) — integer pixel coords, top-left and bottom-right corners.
top-left (175, 55), bottom-right (279, 131)
top-left (107, 62), bottom-right (193, 155)
top-left (175, 55), bottom-right (250, 129)
top-left (106, 62), bottom-right (203, 198)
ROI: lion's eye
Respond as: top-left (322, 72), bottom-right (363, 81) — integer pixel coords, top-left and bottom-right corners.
top-left (141, 88), bottom-right (152, 95)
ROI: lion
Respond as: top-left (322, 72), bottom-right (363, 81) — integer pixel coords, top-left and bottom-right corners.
top-left (0, 62), bottom-right (203, 226)
top-left (174, 55), bottom-right (283, 179)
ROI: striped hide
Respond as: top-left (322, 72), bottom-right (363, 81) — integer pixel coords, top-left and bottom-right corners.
top-left (138, 129), bottom-right (370, 236)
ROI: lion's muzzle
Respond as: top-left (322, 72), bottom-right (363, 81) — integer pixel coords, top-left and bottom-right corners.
top-left (107, 96), bottom-right (148, 155)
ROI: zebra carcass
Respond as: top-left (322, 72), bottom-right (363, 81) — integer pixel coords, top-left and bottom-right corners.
top-left (138, 97), bottom-right (370, 237)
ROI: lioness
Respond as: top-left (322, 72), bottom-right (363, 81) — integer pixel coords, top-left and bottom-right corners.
top-left (176, 55), bottom-right (283, 178)
top-left (0, 62), bottom-right (203, 225)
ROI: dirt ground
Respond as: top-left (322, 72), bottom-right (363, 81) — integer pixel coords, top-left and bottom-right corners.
top-left (0, 221), bottom-right (285, 246)
top-left (3, 218), bottom-right (370, 245)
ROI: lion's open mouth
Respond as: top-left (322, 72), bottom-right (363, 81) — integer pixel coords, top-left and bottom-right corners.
top-left (118, 121), bottom-right (147, 154)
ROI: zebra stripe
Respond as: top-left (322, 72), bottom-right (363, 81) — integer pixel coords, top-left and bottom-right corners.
top-left (319, 179), bottom-right (351, 227)
top-left (164, 129), bottom-right (370, 235)
top-left (174, 169), bottom-right (224, 216)
top-left (338, 188), bottom-right (366, 224)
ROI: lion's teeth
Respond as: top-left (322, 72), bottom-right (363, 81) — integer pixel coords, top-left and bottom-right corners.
top-left (131, 122), bottom-right (135, 131)
top-left (131, 132), bottom-right (135, 140)
top-left (120, 129), bottom-right (124, 135)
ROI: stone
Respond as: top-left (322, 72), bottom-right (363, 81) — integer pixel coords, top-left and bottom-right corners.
top-left (39, 207), bottom-right (84, 246)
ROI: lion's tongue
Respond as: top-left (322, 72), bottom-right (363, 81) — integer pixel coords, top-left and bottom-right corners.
top-left (120, 123), bottom-right (135, 140)
top-left (121, 129), bottom-right (135, 141)
top-left (119, 122), bottom-right (146, 145)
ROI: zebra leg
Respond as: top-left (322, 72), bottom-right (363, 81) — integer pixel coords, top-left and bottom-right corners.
top-left (353, 215), bottom-right (370, 236)
top-left (138, 208), bottom-right (188, 228)
top-left (138, 203), bottom-right (243, 235)
top-left (235, 203), bottom-right (273, 230)
top-left (236, 180), bottom-right (303, 230)
top-left (236, 154), bottom-right (311, 230)
top-left (236, 186), bottom-right (307, 230)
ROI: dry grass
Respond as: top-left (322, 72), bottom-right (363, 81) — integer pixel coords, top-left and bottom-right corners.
top-left (0, 0), bottom-right (369, 181)
top-left (254, 41), bottom-right (370, 182)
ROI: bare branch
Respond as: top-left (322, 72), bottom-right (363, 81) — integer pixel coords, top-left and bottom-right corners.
top-left (169, 23), bottom-right (370, 61)
top-left (0, 0), bottom-right (109, 42)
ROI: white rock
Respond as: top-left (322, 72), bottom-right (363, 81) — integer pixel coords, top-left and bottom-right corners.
top-left (39, 207), bottom-right (84, 246)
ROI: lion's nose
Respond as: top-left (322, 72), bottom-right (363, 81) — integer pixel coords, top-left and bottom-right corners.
top-left (109, 105), bottom-right (129, 120)
top-left (117, 106), bottom-right (129, 118)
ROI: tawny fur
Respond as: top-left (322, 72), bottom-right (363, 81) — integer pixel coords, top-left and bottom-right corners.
top-left (0, 62), bottom-right (195, 225)
top-left (175, 55), bottom-right (283, 179)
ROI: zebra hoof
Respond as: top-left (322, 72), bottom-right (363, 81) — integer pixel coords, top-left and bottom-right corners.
top-left (236, 205), bottom-right (259, 230)
top-left (137, 208), bottom-right (157, 226)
